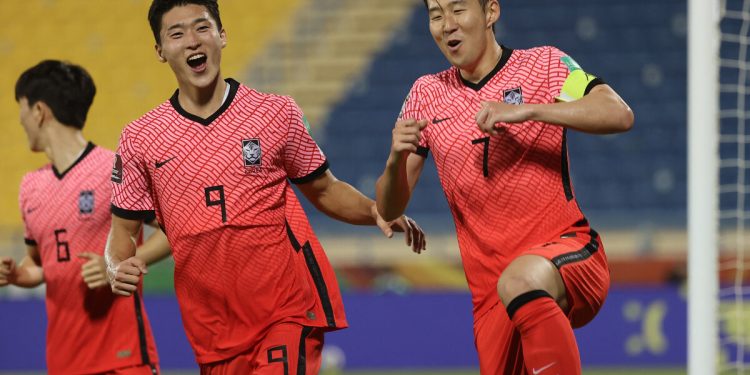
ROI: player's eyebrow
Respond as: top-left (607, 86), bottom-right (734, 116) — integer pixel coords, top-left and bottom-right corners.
top-left (428, 0), bottom-right (465, 13)
top-left (166, 17), bottom-right (211, 32)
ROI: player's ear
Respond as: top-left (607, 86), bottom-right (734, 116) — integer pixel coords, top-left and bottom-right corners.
top-left (33, 101), bottom-right (49, 128)
top-left (155, 44), bottom-right (166, 63)
top-left (486, 0), bottom-right (500, 29)
top-left (219, 28), bottom-right (227, 49)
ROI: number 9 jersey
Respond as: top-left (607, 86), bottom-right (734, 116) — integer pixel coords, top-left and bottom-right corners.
top-left (111, 79), bottom-right (347, 364)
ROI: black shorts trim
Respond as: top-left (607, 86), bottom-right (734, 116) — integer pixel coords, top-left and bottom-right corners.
top-left (551, 228), bottom-right (600, 268)
top-left (290, 161), bottom-right (330, 185)
top-left (111, 204), bottom-right (156, 221)
top-left (133, 292), bottom-right (155, 370)
top-left (284, 221), bottom-right (337, 328)
top-left (297, 326), bottom-right (314, 375)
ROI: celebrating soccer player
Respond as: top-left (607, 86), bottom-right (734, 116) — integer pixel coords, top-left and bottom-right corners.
top-left (375, 0), bottom-right (634, 374)
top-left (105, 1), bottom-right (426, 373)
top-left (0, 60), bottom-right (171, 375)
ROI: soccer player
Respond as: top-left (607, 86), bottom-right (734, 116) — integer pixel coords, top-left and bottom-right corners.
top-left (105, 1), bottom-right (426, 373)
top-left (0, 60), bottom-right (171, 375)
top-left (375, 0), bottom-right (634, 374)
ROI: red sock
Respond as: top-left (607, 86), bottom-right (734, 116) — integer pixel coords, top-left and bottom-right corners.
top-left (506, 290), bottom-right (581, 375)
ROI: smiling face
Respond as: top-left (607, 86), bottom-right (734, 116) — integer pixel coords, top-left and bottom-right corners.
top-left (426, 0), bottom-right (498, 72)
top-left (155, 4), bottom-right (226, 90)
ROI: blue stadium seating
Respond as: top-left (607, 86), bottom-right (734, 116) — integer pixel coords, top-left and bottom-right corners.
top-left (318, 0), bottom-right (690, 226)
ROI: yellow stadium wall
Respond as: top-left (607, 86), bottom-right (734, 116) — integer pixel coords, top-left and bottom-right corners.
top-left (0, 0), bottom-right (306, 230)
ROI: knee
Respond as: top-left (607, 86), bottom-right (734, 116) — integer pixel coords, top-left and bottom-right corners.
top-left (497, 271), bottom-right (538, 306)
top-left (496, 255), bottom-right (564, 307)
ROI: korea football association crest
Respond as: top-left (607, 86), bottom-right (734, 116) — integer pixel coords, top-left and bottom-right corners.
top-left (503, 87), bottom-right (524, 105)
top-left (79, 190), bottom-right (94, 217)
top-left (242, 138), bottom-right (262, 167)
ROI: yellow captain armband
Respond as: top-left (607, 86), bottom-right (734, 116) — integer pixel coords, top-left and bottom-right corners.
top-left (555, 55), bottom-right (600, 102)
top-left (556, 69), bottom-right (599, 102)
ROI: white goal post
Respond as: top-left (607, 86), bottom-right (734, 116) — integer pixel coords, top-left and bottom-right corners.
top-left (688, 0), bottom-right (720, 374)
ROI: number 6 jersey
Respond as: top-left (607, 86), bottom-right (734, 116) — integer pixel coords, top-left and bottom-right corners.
top-left (19, 143), bottom-right (158, 374)
top-left (111, 79), bottom-right (347, 364)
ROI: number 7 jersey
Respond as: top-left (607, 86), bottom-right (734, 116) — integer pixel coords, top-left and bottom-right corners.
top-left (111, 79), bottom-right (347, 364)
top-left (400, 46), bottom-right (604, 320)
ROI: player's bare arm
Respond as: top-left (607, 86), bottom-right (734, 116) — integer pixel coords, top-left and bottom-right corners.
top-left (80, 225), bottom-right (170, 290)
top-left (298, 169), bottom-right (426, 253)
top-left (105, 215), bottom-right (148, 297)
top-left (476, 84), bottom-right (634, 135)
top-left (0, 245), bottom-right (44, 288)
top-left (375, 119), bottom-right (428, 222)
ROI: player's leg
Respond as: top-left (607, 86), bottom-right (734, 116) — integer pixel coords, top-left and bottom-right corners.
top-left (253, 322), bottom-right (324, 375)
top-left (473, 301), bottom-right (525, 375)
top-left (496, 228), bottom-right (609, 375)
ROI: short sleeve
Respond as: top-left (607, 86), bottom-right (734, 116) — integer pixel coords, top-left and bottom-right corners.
top-left (284, 98), bottom-right (329, 184)
top-left (398, 80), bottom-right (430, 157)
top-left (110, 128), bottom-right (156, 220)
top-left (546, 47), bottom-right (605, 102)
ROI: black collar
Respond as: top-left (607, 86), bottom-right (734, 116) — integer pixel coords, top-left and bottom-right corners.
top-left (53, 142), bottom-right (95, 180)
top-left (170, 78), bottom-right (239, 126)
top-left (460, 46), bottom-right (513, 91)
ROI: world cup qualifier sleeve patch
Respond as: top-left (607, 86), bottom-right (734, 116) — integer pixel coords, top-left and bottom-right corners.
top-left (555, 56), bottom-right (602, 102)
top-left (111, 153), bottom-right (123, 183)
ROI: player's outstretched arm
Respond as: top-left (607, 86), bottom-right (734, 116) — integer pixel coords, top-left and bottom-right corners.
top-left (0, 246), bottom-right (44, 288)
top-left (297, 170), bottom-right (426, 253)
top-left (375, 119), bottom-right (428, 222)
top-left (476, 84), bottom-right (634, 135)
top-left (105, 215), bottom-right (147, 297)
top-left (79, 224), bottom-right (170, 290)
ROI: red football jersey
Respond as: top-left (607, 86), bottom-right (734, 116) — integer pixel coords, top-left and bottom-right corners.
top-left (111, 79), bottom-right (345, 364)
top-left (400, 46), bottom-right (601, 319)
top-left (19, 143), bottom-right (158, 375)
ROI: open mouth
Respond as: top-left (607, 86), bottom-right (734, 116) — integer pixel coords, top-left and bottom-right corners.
top-left (187, 53), bottom-right (207, 71)
top-left (447, 40), bottom-right (462, 50)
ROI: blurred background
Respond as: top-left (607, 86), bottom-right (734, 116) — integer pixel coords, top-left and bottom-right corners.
top-left (0, 0), bottom-right (696, 373)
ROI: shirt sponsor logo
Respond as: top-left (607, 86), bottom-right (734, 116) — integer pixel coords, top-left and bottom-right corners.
top-left (242, 139), bottom-right (262, 167)
top-left (111, 154), bottom-right (123, 183)
top-left (79, 190), bottom-right (94, 215)
top-left (503, 87), bottom-right (524, 105)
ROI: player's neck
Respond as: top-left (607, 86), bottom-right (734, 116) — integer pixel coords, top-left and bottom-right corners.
top-left (176, 75), bottom-right (228, 119)
top-left (43, 123), bottom-right (88, 173)
top-left (459, 42), bottom-right (503, 84)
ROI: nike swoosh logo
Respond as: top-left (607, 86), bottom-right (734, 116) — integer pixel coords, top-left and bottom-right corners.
top-left (432, 117), bottom-right (452, 124)
top-left (155, 157), bottom-right (177, 169)
top-left (532, 362), bottom-right (557, 375)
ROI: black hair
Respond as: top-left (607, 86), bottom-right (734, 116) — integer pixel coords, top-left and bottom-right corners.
top-left (15, 60), bottom-right (96, 130)
top-left (148, 0), bottom-right (223, 44)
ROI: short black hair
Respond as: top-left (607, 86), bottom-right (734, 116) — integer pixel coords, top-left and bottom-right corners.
top-left (148, 0), bottom-right (222, 45)
top-left (15, 60), bottom-right (96, 130)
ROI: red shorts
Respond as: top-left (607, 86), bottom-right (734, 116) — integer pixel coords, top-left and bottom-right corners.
top-left (474, 227), bottom-right (610, 374)
top-left (199, 322), bottom-right (324, 375)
